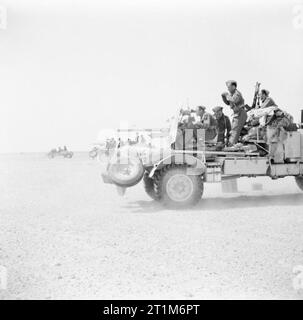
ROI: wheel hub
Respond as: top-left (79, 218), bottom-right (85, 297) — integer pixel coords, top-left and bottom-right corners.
top-left (166, 174), bottom-right (194, 202)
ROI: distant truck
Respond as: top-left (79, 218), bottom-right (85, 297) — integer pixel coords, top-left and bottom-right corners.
top-left (47, 148), bottom-right (73, 159)
top-left (100, 109), bottom-right (303, 208)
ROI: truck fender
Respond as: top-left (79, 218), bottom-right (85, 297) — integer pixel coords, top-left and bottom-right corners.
top-left (149, 154), bottom-right (206, 178)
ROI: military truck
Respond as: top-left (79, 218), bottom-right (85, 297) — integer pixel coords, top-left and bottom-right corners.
top-left (100, 109), bottom-right (303, 208)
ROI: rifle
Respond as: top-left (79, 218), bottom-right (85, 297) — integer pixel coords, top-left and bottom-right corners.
top-left (251, 82), bottom-right (261, 109)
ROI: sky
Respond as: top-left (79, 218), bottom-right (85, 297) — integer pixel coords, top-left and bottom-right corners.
top-left (0, 0), bottom-right (303, 152)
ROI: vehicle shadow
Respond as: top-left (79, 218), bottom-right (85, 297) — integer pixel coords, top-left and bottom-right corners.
top-left (197, 192), bottom-right (303, 211)
top-left (122, 200), bottom-right (164, 213)
top-left (123, 192), bottom-right (303, 213)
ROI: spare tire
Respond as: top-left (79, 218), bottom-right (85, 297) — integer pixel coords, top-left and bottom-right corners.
top-left (108, 156), bottom-right (144, 187)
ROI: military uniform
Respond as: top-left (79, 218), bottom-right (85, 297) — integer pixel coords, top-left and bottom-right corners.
top-left (260, 96), bottom-right (276, 109)
top-left (196, 112), bottom-right (217, 141)
top-left (213, 106), bottom-right (231, 144)
top-left (229, 107), bottom-right (247, 145)
top-left (222, 81), bottom-right (247, 145)
top-left (222, 89), bottom-right (245, 110)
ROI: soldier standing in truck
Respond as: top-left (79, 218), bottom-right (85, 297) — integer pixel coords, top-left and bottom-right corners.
top-left (221, 80), bottom-right (247, 145)
top-left (212, 106), bottom-right (231, 145)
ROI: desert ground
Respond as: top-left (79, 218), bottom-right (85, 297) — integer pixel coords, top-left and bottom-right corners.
top-left (1, 152), bottom-right (303, 300)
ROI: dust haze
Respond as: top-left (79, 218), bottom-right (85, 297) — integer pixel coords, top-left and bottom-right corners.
top-left (1, 153), bottom-right (303, 299)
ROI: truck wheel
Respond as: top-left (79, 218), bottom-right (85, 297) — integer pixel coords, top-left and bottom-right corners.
top-left (154, 165), bottom-right (203, 208)
top-left (108, 156), bottom-right (144, 187)
top-left (295, 176), bottom-right (303, 191)
top-left (143, 172), bottom-right (158, 200)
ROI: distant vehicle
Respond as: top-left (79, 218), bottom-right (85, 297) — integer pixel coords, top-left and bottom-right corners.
top-left (47, 148), bottom-right (73, 159)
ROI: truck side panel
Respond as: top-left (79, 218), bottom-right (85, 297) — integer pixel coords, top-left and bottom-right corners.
top-left (284, 131), bottom-right (301, 161)
top-left (223, 158), bottom-right (269, 176)
top-left (270, 163), bottom-right (303, 177)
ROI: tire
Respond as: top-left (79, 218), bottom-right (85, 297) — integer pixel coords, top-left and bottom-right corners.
top-left (295, 176), bottom-right (303, 191)
top-left (89, 150), bottom-right (98, 159)
top-left (154, 165), bottom-right (204, 208)
top-left (143, 172), bottom-right (158, 200)
top-left (108, 156), bottom-right (144, 187)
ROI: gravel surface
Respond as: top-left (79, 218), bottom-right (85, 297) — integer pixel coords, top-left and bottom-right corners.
top-left (1, 153), bottom-right (303, 299)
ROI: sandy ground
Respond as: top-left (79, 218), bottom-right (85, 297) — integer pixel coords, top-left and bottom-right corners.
top-left (1, 153), bottom-right (303, 300)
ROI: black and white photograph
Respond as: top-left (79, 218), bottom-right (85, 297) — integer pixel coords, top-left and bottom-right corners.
top-left (1, 0), bottom-right (303, 303)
